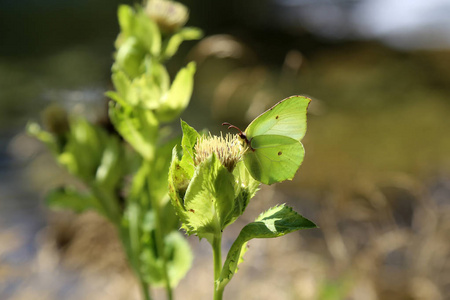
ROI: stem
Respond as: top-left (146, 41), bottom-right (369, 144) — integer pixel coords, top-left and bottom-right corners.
top-left (139, 277), bottom-right (151, 300)
top-left (118, 222), bottom-right (154, 300)
top-left (213, 233), bottom-right (224, 300)
top-left (147, 176), bottom-right (173, 300)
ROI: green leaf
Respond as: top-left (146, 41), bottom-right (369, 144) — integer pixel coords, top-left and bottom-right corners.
top-left (135, 8), bottom-right (161, 56)
top-left (46, 187), bottom-right (104, 215)
top-left (148, 136), bottom-right (181, 202)
top-left (26, 122), bottom-right (58, 153)
top-left (179, 120), bottom-right (200, 177)
top-left (109, 102), bottom-right (158, 160)
top-left (58, 118), bottom-right (105, 181)
top-left (182, 154), bottom-right (235, 243)
top-left (115, 37), bottom-right (146, 78)
top-left (227, 161), bottom-right (260, 225)
top-left (145, 57), bottom-right (170, 93)
top-left (155, 62), bottom-right (196, 122)
top-left (162, 27), bottom-right (203, 60)
top-left (105, 91), bottom-right (128, 108)
top-left (111, 70), bottom-right (132, 104)
top-left (218, 205), bottom-right (317, 288)
top-left (140, 231), bottom-right (192, 287)
top-left (95, 135), bottom-right (124, 190)
top-left (131, 72), bottom-right (161, 110)
top-left (117, 5), bottom-right (135, 36)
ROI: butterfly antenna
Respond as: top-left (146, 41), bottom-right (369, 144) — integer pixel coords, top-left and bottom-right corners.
top-left (222, 122), bottom-right (243, 135)
top-left (222, 122), bottom-right (249, 144)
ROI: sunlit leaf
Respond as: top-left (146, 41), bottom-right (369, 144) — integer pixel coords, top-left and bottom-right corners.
top-left (162, 27), bottom-right (203, 60)
top-left (218, 204), bottom-right (317, 288)
top-left (155, 62), bottom-right (196, 122)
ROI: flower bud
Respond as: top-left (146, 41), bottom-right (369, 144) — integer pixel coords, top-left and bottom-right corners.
top-left (168, 121), bottom-right (259, 244)
top-left (145, 0), bottom-right (189, 34)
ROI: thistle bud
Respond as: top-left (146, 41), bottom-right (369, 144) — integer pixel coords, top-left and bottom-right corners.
top-left (168, 121), bottom-right (259, 244)
top-left (194, 133), bottom-right (245, 172)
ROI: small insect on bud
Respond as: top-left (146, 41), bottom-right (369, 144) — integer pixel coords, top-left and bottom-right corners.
top-left (194, 133), bottom-right (245, 172)
top-left (145, 0), bottom-right (189, 34)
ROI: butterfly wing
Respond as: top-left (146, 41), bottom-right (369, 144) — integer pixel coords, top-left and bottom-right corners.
top-left (245, 95), bottom-right (311, 141)
top-left (243, 135), bottom-right (304, 185)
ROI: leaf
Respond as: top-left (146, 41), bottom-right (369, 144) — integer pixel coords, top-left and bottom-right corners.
top-left (95, 135), bottom-right (124, 190)
top-left (111, 70), bottom-right (132, 104)
top-left (218, 204), bottom-right (317, 288)
top-left (130, 72), bottom-right (162, 109)
top-left (227, 161), bottom-right (260, 225)
top-left (58, 118), bottom-right (105, 181)
top-left (109, 102), bottom-right (158, 160)
top-left (148, 136), bottom-right (181, 202)
top-left (155, 62), bottom-right (196, 122)
top-left (140, 231), bottom-right (192, 287)
top-left (182, 154), bottom-right (235, 243)
top-left (179, 120), bottom-right (200, 177)
top-left (115, 37), bottom-right (146, 78)
top-left (162, 27), bottom-right (203, 60)
top-left (117, 5), bottom-right (135, 36)
top-left (145, 57), bottom-right (170, 93)
top-left (26, 122), bottom-right (58, 153)
top-left (135, 8), bottom-right (161, 56)
top-left (46, 187), bottom-right (104, 215)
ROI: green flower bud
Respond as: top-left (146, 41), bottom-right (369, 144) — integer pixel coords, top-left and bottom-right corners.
top-left (168, 121), bottom-right (259, 244)
top-left (145, 0), bottom-right (189, 34)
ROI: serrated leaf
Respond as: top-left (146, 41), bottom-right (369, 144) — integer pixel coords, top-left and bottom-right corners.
top-left (229, 161), bottom-right (260, 221)
top-left (218, 204), bottom-right (317, 288)
top-left (168, 147), bottom-right (190, 216)
top-left (183, 154), bottom-right (235, 243)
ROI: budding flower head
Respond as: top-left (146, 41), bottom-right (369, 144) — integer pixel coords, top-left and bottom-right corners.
top-left (168, 121), bottom-right (259, 243)
top-left (145, 0), bottom-right (189, 34)
top-left (194, 133), bottom-right (245, 172)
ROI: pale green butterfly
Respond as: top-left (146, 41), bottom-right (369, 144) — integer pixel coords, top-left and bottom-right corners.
top-left (223, 95), bottom-right (311, 185)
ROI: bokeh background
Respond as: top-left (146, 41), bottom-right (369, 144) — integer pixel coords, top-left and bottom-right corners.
top-left (1, 0), bottom-right (450, 299)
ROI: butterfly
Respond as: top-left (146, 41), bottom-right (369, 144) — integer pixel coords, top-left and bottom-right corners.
top-left (223, 95), bottom-right (311, 185)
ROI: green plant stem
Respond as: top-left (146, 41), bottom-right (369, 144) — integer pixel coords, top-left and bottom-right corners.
top-left (147, 175), bottom-right (173, 300)
top-left (117, 217), bottom-right (154, 300)
top-left (139, 277), bottom-right (152, 300)
top-left (213, 233), bottom-right (224, 300)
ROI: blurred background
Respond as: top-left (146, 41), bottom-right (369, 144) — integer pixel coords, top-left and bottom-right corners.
top-left (1, 0), bottom-right (450, 299)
